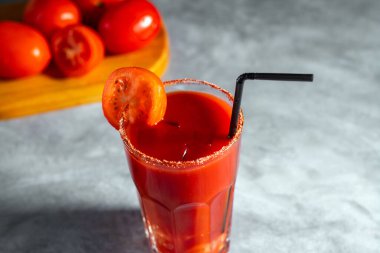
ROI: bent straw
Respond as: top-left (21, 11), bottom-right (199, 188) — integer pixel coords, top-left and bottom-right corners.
top-left (228, 73), bottom-right (314, 138)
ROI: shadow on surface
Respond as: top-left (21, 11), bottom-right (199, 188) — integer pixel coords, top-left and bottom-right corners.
top-left (0, 209), bottom-right (150, 253)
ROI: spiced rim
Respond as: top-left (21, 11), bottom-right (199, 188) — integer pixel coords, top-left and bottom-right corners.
top-left (118, 78), bottom-right (244, 170)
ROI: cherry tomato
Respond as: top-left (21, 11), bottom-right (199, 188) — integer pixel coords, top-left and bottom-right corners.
top-left (50, 24), bottom-right (104, 77)
top-left (102, 67), bottom-right (167, 129)
top-left (98, 0), bottom-right (161, 54)
top-left (73, 0), bottom-right (124, 27)
top-left (23, 0), bottom-right (81, 38)
top-left (0, 21), bottom-right (51, 79)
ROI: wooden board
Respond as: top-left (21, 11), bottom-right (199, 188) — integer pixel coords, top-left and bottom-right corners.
top-left (0, 2), bottom-right (170, 120)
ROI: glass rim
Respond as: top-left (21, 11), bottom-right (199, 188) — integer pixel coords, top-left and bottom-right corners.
top-left (118, 78), bottom-right (244, 170)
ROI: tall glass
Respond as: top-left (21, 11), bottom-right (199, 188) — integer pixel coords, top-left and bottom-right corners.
top-left (119, 79), bottom-right (244, 253)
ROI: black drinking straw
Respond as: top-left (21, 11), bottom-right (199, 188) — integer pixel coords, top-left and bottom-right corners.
top-left (228, 73), bottom-right (314, 138)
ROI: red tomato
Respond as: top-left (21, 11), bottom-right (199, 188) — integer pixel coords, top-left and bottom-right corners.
top-left (73, 0), bottom-right (124, 27)
top-left (98, 0), bottom-right (161, 54)
top-left (50, 24), bottom-right (104, 77)
top-left (102, 67), bottom-right (167, 129)
top-left (23, 0), bottom-right (81, 37)
top-left (0, 21), bottom-right (51, 79)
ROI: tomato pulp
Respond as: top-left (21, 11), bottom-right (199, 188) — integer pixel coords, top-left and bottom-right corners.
top-left (51, 24), bottom-right (104, 77)
top-left (123, 90), bottom-right (242, 253)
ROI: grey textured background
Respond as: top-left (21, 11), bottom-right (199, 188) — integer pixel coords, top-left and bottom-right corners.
top-left (1, 0), bottom-right (380, 252)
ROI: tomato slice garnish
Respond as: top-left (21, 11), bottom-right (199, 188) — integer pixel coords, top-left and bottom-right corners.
top-left (102, 67), bottom-right (167, 129)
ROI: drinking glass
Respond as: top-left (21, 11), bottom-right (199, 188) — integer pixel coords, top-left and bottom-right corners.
top-left (119, 79), bottom-right (244, 253)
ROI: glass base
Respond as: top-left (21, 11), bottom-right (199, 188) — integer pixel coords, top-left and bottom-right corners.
top-left (145, 223), bottom-right (230, 253)
top-left (138, 186), bottom-right (234, 253)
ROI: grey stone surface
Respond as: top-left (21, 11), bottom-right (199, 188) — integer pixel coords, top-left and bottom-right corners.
top-left (1, 0), bottom-right (380, 252)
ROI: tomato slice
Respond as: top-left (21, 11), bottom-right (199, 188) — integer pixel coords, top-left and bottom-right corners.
top-left (51, 24), bottom-right (104, 77)
top-left (102, 67), bottom-right (167, 129)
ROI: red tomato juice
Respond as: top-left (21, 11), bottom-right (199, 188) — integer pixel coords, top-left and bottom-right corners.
top-left (121, 90), bottom-right (242, 253)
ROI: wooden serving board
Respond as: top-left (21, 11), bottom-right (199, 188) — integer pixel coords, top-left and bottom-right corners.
top-left (0, 2), bottom-right (169, 120)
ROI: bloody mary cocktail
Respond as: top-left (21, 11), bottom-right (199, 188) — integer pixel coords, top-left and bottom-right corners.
top-left (119, 79), bottom-right (244, 253)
